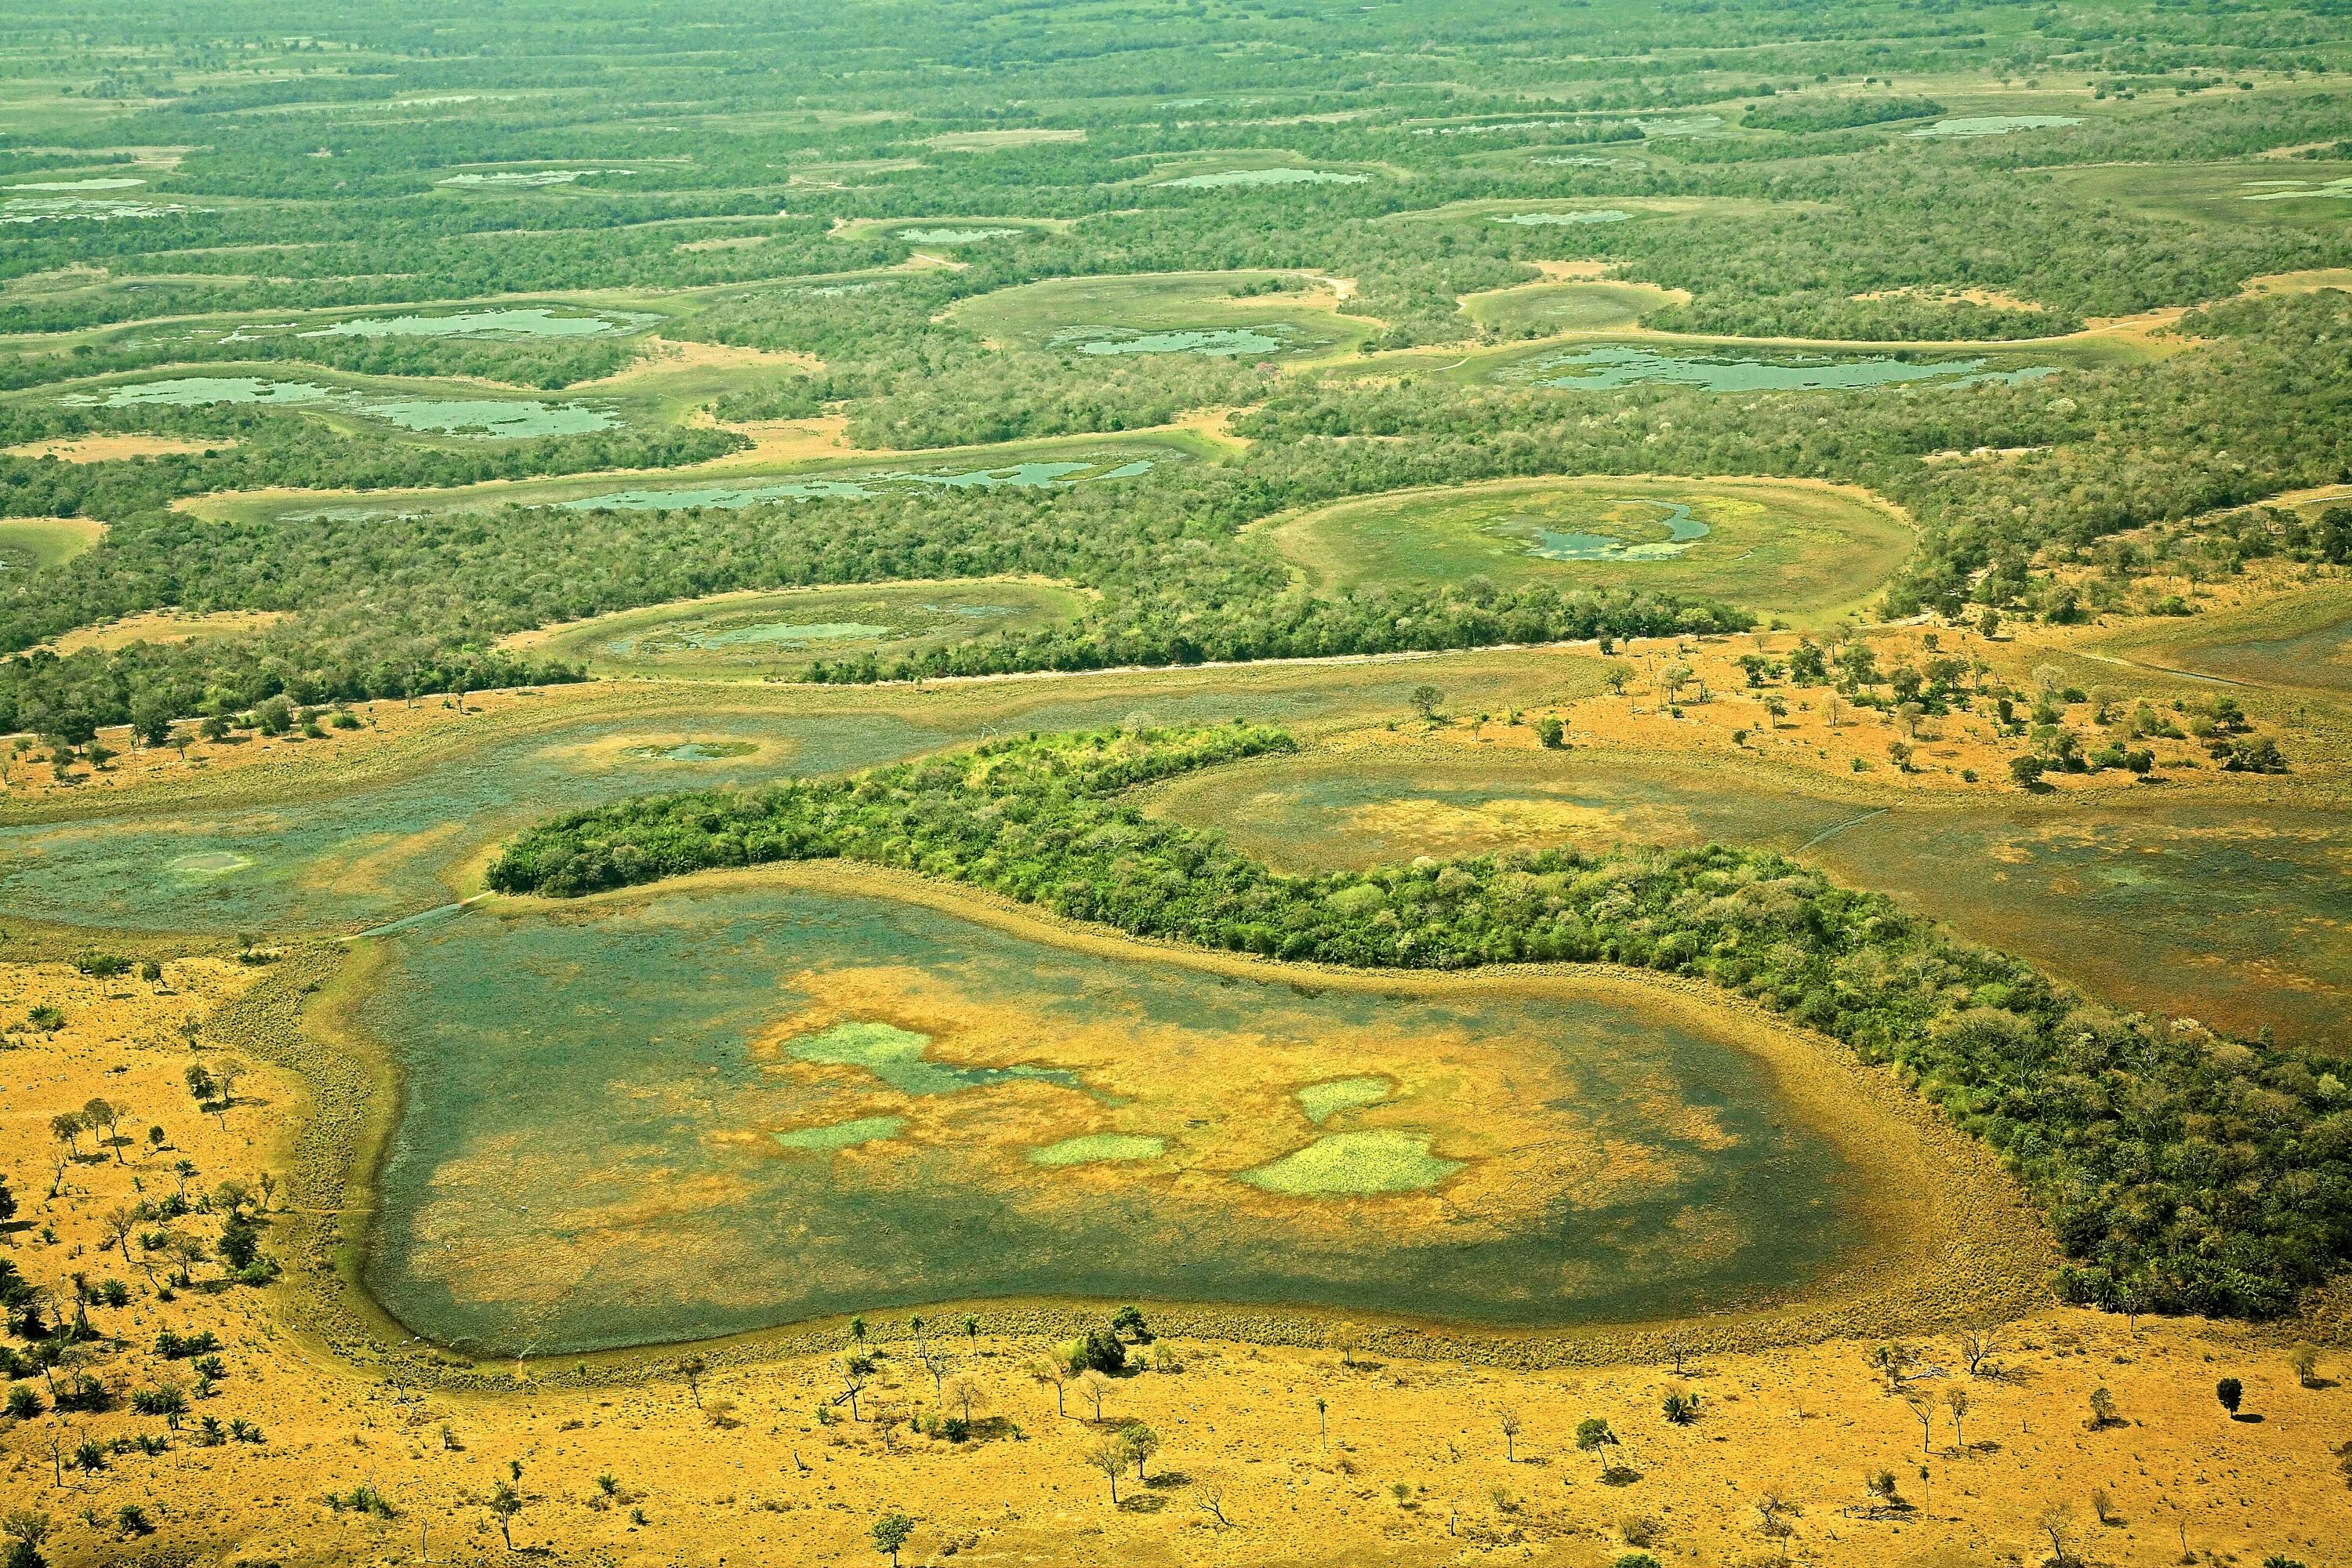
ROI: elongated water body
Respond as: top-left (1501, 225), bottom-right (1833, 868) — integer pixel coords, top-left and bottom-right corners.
top-left (1512, 343), bottom-right (2056, 393)
top-left (355, 884), bottom-right (1876, 1354)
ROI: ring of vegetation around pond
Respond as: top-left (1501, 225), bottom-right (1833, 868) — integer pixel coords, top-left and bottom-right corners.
top-left (1265, 474), bottom-right (1914, 625)
top-left (514, 579), bottom-right (1087, 681)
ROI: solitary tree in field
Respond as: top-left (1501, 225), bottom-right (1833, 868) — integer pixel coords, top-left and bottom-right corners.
top-left (2216, 1377), bottom-right (2243, 1417)
top-left (100, 1207), bottom-right (136, 1265)
top-left (1574, 1417), bottom-right (1619, 1473)
top-left (2290, 1344), bottom-right (2321, 1388)
top-left (869, 1512), bottom-right (913, 1568)
top-left (1498, 1408), bottom-right (1523, 1461)
top-left (1409, 685), bottom-right (1443, 720)
top-left (964, 1315), bottom-right (980, 1349)
top-left (483, 1478), bottom-right (526, 1552)
top-left (840, 1353), bottom-right (874, 1420)
top-left (1944, 1385), bottom-right (1969, 1449)
top-left (1032, 1356), bottom-right (1071, 1417)
top-left (1121, 1423), bottom-right (1160, 1480)
top-left (1087, 1438), bottom-right (1127, 1504)
top-left (1904, 1393), bottom-right (1934, 1457)
top-left (677, 1354), bottom-right (707, 1408)
top-left (2088, 1386), bottom-right (2118, 1428)
top-left (942, 1373), bottom-right (982, 1428)
top-left (2035, 1504), bottom-right (2078, 1567)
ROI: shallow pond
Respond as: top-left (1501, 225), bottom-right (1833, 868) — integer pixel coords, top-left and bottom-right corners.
top-left (71, 377), bottom-right (614, 439)
top-left (2, 197), bottom-right (196, 223)
top-left (7, 176), bottom-right (147, 191)
top-left (364, 398), bottom-right (615, 438)
top-left (897, 227), bottom-right (1022, 242)
top-left (437, 169), bottom-right (631, 187)
top-left (1907, 115), bottom-right (2081, 138)
top-left (358, 884), bottom-right (1871, 1352)
top-left (1051, 325), bottom-right (1294, 357)
top-left (1155, 167), bottom-right (1368, 187)
top-left (558, 457), bottom-right (1151, 511)
top-left (1512, 499), bottom-right (1710, 561)
top-left (0, 713), bottom-right (944, 936)
top-left (1511, 343), bottom-right (2054, 393)
top-left (1152, 753), bottom-right (2352, 1051)
top-left (2243, 176), bottom-right (2352, 202)
top-left (1492, 209), bottom-right (1632, 227)
top-left (304, 308), bottom-right (657, 339)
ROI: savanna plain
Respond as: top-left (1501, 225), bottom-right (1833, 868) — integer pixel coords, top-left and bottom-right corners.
top-left (2, 3), bottom-right (2351, 1566)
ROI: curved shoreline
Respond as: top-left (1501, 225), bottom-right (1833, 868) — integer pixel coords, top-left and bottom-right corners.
top-left (231, 857), bottom-right (2053, 1392)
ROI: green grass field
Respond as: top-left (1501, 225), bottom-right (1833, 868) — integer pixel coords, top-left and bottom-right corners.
top-left (1265, 474), bottom-right (1915, 624)
top-left (0, 515), bottom-right (106, 572)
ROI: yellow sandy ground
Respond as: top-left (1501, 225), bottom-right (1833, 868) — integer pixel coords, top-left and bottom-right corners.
top-left (0, 964), bottom-right (2347, 1567)
top-left (2, 435), bottom-right (230, 463)
top-left (49, 608), bottom-right (285, 656)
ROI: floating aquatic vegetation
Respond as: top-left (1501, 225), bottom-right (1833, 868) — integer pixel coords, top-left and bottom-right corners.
top-left (1907, 114), bottom-right (2080, 137)
top-left (1491, 209), bottom-right (1633, 227)
top-left (1511, 343), bottom-right (2054, 393)
top-left (1240, 1131), bottom-right (1462, 1195)
top-left (436, 168), bottom-right (633, 187)
top-left (1050, 325), bottom-right (1294, 357)
top-left (66, 377), bottom-right (615, 438)
top-left (1155, 167), bottom-right (1368, 187)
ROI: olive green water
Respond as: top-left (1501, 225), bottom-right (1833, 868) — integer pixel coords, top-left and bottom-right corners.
top-left (357, 886), bottom-right (1868, 1354)
top-left (0, 713), bottom-right (947, 935)
top-left (1155, 751), bottom-right (2352, 1051)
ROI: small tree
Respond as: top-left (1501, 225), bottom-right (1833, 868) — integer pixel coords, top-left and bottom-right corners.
top-left (1904, 1393), bottom-right (1934, 1456)
top-left (1575, 1417), bottom-right (1619, 1472)
top-left (677, 1354), bottom-right (707, 1408)
top-left (869, 1511), bottom-right (913, 1568)
top-left (1944, 1385), bottom-right (1969, 1449)
top-left (1121, 1423), bottom-right (1161, 1480)
top-left (1498, 1408), bottom-right (1522, 1461)
top-left (1076, 1370), bottom-right (1113, 1422)
top-left (942, 1373), bottom-right (982, 1428)
top-left (2037, 1503), bottom-right (2078, 1566)
top-left (2088, 1386), bottom-right (2118, 1428)
top-left (2289, 1344), bottom-right (2321, 1388)
top-left (1409, 685), bottom-right (1443, 720)
top-left (1087, 1438), bottom-right (1127, 1504)
top-left (1032, 1356), bottom-right (1071, 1417)
top-left (2216, 1377), bottom-right (2242, 1417)
top-left (840, 1352), bottom-right (873, 1419)
top-left (486, 1480), bottom-right (524, 1551)
top-left (1754, 1490), bottom-right (1796, 1563)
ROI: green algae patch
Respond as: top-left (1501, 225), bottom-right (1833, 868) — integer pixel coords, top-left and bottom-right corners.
top-left (1298, 1076), bottom-right (1392, 1124)
top-left (1029, 1132), bottom-right (1167, 1167)
top-left (784, 1018), bottom-right (1084, 1095)
top-left (775, 1115), bottom-right (905, 1152)
top-left (1242, 1131), bottom-right (1461, 1195)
